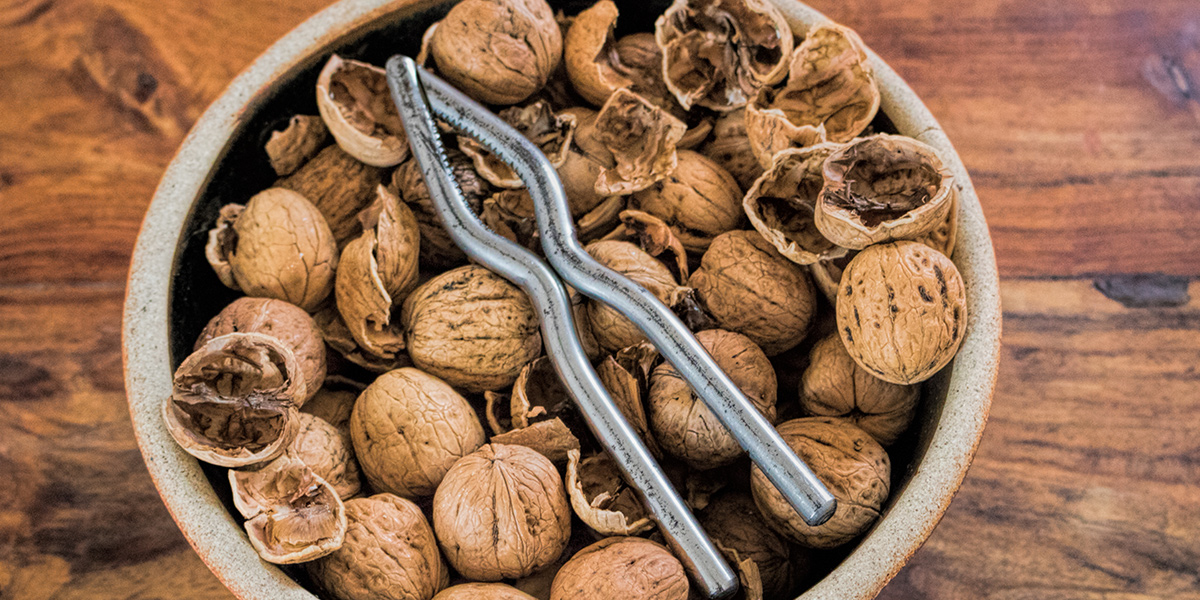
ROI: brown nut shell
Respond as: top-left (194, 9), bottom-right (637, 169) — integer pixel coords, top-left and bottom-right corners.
top-left (700, 492), bottom-right (796, 599)
top-left (392, 151), bottom-right (491, 269)
top-left (229, 452), bottom-right (347, 564)
top-left (491, 418), bottom-right (581, 465)
top-left (564, 1), bottom-right (631, 106)
top-left (631, 150), bottom-right (744, 252)
top-left (549, 537), bottom-right (688, 600)
top-left (584, 240), bottom-right (685, 352)
top-left (302, 380), bottom-right (364, 428)
top-left (292, 412), bottom-right (363, 499)
top-left (275, 144), bottom-right (387, 249)
top-left (566, 449), bottom-right (653, 536)
top-left (743, 143), bottom-right (848, 266)
top-left (309, 493), bottom-right (448, 600)
top-left (316, 55), bottom-right (409, 167)
top-left (751, 417), bottom-right (890, 548)
top-left (596, 346), bottom-right (663, 458)
top-left (800, 334), bottom-right (918, 445)
top-left (460, 102), bottom-right (576, 188)
top-left (434, 583), bottom-right (537, 600)
top-left (433, 444), bottom-right (572, 581)
top-left (836, 241), bottom-right (967, 384)
top-left (266, 115), bottom-right (329, 177)
top-left (590, 89), bottom-right (687, 196)
top-left (607, 210), bottom-right (690, 281)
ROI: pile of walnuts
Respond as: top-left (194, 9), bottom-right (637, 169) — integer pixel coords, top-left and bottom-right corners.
top-left (164, 1), bottom-right (969, 599)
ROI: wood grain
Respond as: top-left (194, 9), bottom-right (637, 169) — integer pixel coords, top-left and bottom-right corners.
top-left (0, 0), bottom-right (1197, 599)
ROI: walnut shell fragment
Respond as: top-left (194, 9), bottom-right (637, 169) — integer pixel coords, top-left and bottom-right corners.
top-left (596, 345), bottom-right (663, 458)
top-left (266, 115), bottom-right (329, 177)
top-left (631, 150), bottom-right (744, 252)
top-left (163, 332), bottom-right (305, 468)
top-left (491, 418), bottom-right (581, 464)
top-left (550, 537), bottom-right (688, 600)
top-left (590, 89), bottom-right (687, 196)
top-left (816, 134), bottom-right (956, 249)
top-left (603, 210), bottom-right (690, 282)
top-left (313, 305), bottom-right (413, 374)
top-left (566, 449), bottom-right (653, 536)
top-left (837, 241), bottom-right (967, 384)
top-left (482, 189), bottom-right (539, 250)
top-left (459, 101), bottom-right (577, 188)
top-left (701, 108), bottom-right (765, 191)
top-left (655, 0), bottom-right (794, 111)
top-left (433, 444), bottom-right (572, 580)
top-left (565, 3), bottom-right (675, 110)
top-left (584, 240), bottom-right (687, 352)
top-left (205, 188), bottom-right (339, 311)
top-left (510, 357), bottom-right (574, 430)
top-left (292, 412), bottom-right (362, 499)
top-left (434, 583), bottom-right (538, 600)
top-left (700, 492), bottom-right (796, 600)
top-left (317, 55), bottom-right (409, 167)
top-left (229, 452), bottom-right (346, 564)
top-left (744, 144), bottom-right (848, 265)
top-left (392, 151), bottom-right (492, 269)
top-left (751, 417), bottom-right (890, 548)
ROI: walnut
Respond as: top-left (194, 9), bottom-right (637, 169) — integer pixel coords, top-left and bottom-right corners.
top-left (163, 332), bottom-right (304, 468)
top-left (647, 329), bottom-right (777, 469)
top-left (434, 583), bottom-right (538, 600)
top-left (700, 492), bottom-right (796, 600)
top-left (276, 144), bottom-right (386, 248)
top-left (550, 537), bottom-right (688, 600)
top-left (460, 101), bottom-right (577, 188)
top-left (433, 444), bottom-right (572, 580)
top-left (688, 231), bottom-right (816, 356)
top-left (589, 89), bottom-right (687, 196)
top-left (655, 0), bottom-right (794, 111)
top-left (837, 241), bottom-right (967, 384)
top-left (700, 108), bottom-right (765, 191)
top-left (205, 188), bottom-right (338, 311)
top-left (196, 296), bottom-right (326, 405)
top-left (800, 334), bottom-right (918, 445)
top-left (310, 494), bottom-right (448, 600)
top-left (565, 3), bottom-right (675, 111)
top-left (402, 265), bottom-right (543, 392)
top-left (302, 379), bottom-right (364, 428)
top-left (350, 368), bottom-right (486, 497)
top-left (292, 412), bottom-right (362, 499)
top-left (631, 150), bottom-right (744, 252)
top-left (229, 452), bottom-right (346, 564)
top-left (752, 417), bottom-right (890, 548)
top-left (743, 144), bottom-right (848, 265)
top-left (816, 134), bottom-right (956, 249)
top-left (265, 115), bottom-right (329, 177)
top-left (583, 241), bottom-right (686, 352)
top-left (392, 151), bottom-right (492, 269)
top-left (428, 0), bottom-right (562, 105)
top-left (316, 55), bottom-right (409, 167)
top-left (566, 449), bottom-right (653, 536)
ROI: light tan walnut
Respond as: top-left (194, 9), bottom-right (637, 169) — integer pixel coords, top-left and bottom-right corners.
top-left (700, 492), bottom-right (797, 600)
top-left (631, 150), bottom-right (744, 252)
top-left (291, 412), bottom-right (362, 499)
top-left (433, 583), bottom-right (537, 600)
top-left (265, 115), bottom-right (328, 177)
top-left (800, 334), bottom-right (919, 445)
top-left (700, 108), bottom-right (765, 191)
top-left (550, 537), bottom-right (688, 600)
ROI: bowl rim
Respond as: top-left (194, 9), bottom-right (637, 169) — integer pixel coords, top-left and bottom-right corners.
top-left (122, 1), bottom-right (1001, 598)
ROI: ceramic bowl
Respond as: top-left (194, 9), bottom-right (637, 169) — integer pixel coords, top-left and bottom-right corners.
top-left (123, 1), bottom-right (1002, 598)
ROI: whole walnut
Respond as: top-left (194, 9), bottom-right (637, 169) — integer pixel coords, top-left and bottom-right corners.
top-left (584, 240), bottom-right (685, 352)
top-left (402, 265), bottom-right (543, 392)
top-left (700, 492), bottom-right (796, 600)
top-left (631, 150), bottom-right (744, 253)
top-left (550, 537), bottom-right (688, 600)
top-left (310, 494), bottom-right (448, 600)
top-left (429, 0), bottom-right (562, 105)
top-left (648, 329), bottom-right (776, 469)
top-left (689, 231), bottom-right (816, 356)
top-left (837, 241), bottom-right (967, 384)
top-left (751, 417), bottom-right (890, 548)
top-left (350, 368), bottom-right (486, 497)
top-left (433, 444), bottom-right (572, 581)
top-left (292, 412), bottom-right (362, 499)
top-left (196, 296), bottom-right (326, 405)
top-left (433, 583), bottom-right (537, 600)
top-left (800, 334), bottom-right (919, 446)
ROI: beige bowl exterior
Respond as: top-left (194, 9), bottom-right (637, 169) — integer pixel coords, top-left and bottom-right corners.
top-left (122, 1), bottom-right (1001, 599)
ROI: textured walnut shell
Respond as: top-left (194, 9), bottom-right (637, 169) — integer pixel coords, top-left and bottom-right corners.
top-left (566, 450), bottom-right (653, 536)
top-left (433, 444), bottom-right (572, 580)
top-left (584, 241), bottom-right (686, 352)
top-left (550, 537), bottom-right (688, 600)
top-left (816, 135), bottom-right (955, 249)
top-left (558, 148), bottom-right (609, 219)
top-left (205, 188), bottom-right (338, 311)
top-left (313, 305), bottom-right (414, 374)
top-left (316, 55), bottom-right (409, 167)
top-left (482, 189), bottom-right (539, 250)
top-left (434, 583), bottom-right (538, 600)
top-left (196, 296), bottom-right (326, 405)
top-left (590, 89), bottom-right (687, 196)
top-left (800, 334), bottom-right (918, 446)
top-left (688, 230), bottom-right (816, 356)
top-left (163, 332), bottom-right (304, 468)
top-left (350, 368), bottom-right (486, 497)
top-left (309, 494), bottom-right (448, 600)
top-left (491, 418), bottom-right (581, 465)
top-left (392, 152), bottom-right (491, 269)
top-left (700, 108), bottom-right (765, 191)
top-left (914, 188), bottom-right (959, 258)
top-left (460, 102), bottom-right (576, 188)
top-left (700, 492), bottom-right (795, 600)
top-left (429, 0), bottom-right (562, 105)
top-left (655, 0), bottom-right (794, 111)
top-left (647, 329), bottom-right (777, 469)
top-left (807, 251), bottom-right (854, 304)
top-left (292, 412), bottom-right (362, 499)
top-left (229, 452), bottom-right (347, 564)
top-left (266, 115), bottom-right (329, 177)
top-left (509, 357), bottom-right (575, 430)
top-left (631, 150), bottom-right (744, 252)
top-left (837, 241), bottom-right (967, 384)
top-left (751, 417), bottom-right (890, 548)
top-left (744, 144), bottom-right (848, 266)
top-left (276, 144), bottom-right (387, 249)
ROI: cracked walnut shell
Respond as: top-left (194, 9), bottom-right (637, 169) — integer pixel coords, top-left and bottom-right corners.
top-left (229, 452), bottom-right (347, 564)
top-left (550, 537), bottom-right (688, 600)
top-left (566, 449), bottom-right (653, 536)
top-left (564, 3), bottom-right (675, 110)
top-left (631, 150), bottom-right (744, 253)
top-left (317, 55), bottom-right (409, 167)
top-left (800, 334), bottom-right (918, 446)
top-left (743, 143), bottom-right (848, 266)
top-left (589, 88), bottom-right (687, 196)
top-left (459, 101), bottom-right (576, 189)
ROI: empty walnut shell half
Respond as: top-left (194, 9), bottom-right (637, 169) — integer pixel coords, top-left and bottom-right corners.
top-left (316, 55), bottom-right (409, 167)
top-left (837, 241), bottom-right (967, 384)
top-left (460, 101), bottom-right (577, 188)
top-left (550, 536), bottom-right (688, 600)
top-left (631, 150), bottom-right (744, 252)
top-left (816, 134), bottom-right (956, 249)
top-left (590, 89), bottom-right (687, 196)
top-left (434, 583), bottom-right (537, 600)
top-left (491, 418), bottom-right (581, 465)
top-left (565, 2), bottom-right (676, 111)
top-left (292, 412), bottom-right (363, 499)
top-left (605, 210), bottom-right (690, 281)
top-left (596, 344), bottom-right (663, 458)
top-left (566, 449), bottom-right (653, 536)
top-left (744, 143), bottom-right (848, 266)
top-left (163, 332), bottom-right (305, 468)
top-left (584, 240), bottom-right (687, 352)
top-left (229, 452), bottom-right (347, 564)
top-left (700, 492), bottom-right (796, 600)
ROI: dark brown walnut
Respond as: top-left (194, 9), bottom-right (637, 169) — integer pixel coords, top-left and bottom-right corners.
top-left (316, 55), bottom-right (408, 167)
top-left (313, 305), bottom-right (414, 374)
top-left (266, 115), bottom-right (329, 177)
top-left (350, 367), bottom-right (486, 497)
top-left (229, 452), bottom-right (347, 564)
top-left (392, 153), bottom-right (491, 269)
top-left (163, 332), bottom-right (305, 468)
top-left (302, 379), bottom-right (365, 428)
top-left (205, 188), bottom-right (339, 311)
top-left (566, 449), bottom-right (653, 536)
top-left (752, 417), bottom-right (890, 548)
top-left (590, 89), bottom-right (687, 196)
top-left (801, 334), bottom-right (918, 446)
top-left (816, 134), bottom-right (956, 249)
top-left (689, 230), bottom-right (816, 356)
top-left (700, 492), bottom-right (796, 600)
top-left (310, 494), bottom-right (448, 600)
top-left (701, 108), bottom-right (765, 191)
top-left (647, 329), bottom-right (777, 469)
top-left (482, 189), bottom-right (539, 250)
top-left (491, 418), bottom-right (581, 464)
top-left (837, 241), bottom-right (967, 384)
top-left (433, 444), bottom-right (572, 580)
top-left (655, 0), bottom-right (794, 111)
top-left (196, 296), bottom-right (326, 405)
top-left (550, 537), bottom-right (688, 600)
top-left (428, 0), bottom-right (562, 105)
top-left (603, 210), bottom-right (690, 282)
top-left (402, 266), bottom-right (543, 392)
top-left (596, 344), bottom-right (663, 458)
top-left (433, 583), bottom-right (538, 600)
top-left (335, 186), bottom-right (420, 361)
top-left (584, 240), bottom-right (687, 352)
top-left (631, 150), bottom-right (744, 252)
top-left (744, 144), bottom-right (848, 266)
top-left (459, 101), bottom-right (576, 188)
top-left (565, 3), bottom-right (676, 111)
top-left (277, 144), bottom-right (386, 248)
top-left (292, 412), bottom-right (362, 499)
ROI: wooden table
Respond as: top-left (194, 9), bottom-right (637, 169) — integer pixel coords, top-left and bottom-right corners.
top-left (1, 0), bottom-right (1197, 598)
